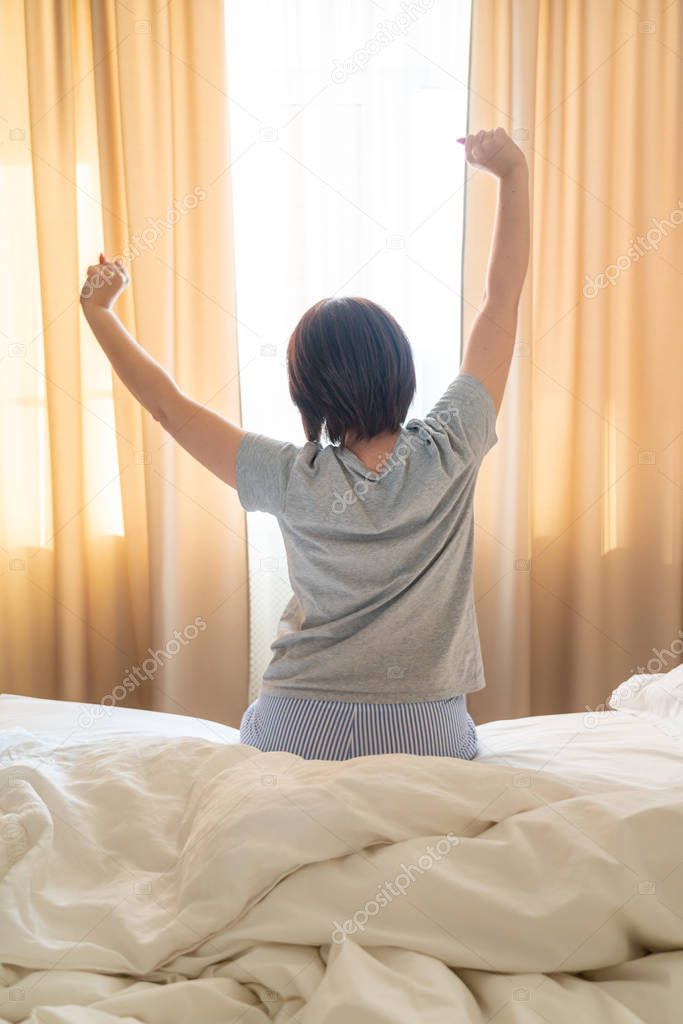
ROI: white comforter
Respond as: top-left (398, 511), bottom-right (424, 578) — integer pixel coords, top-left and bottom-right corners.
top-left (0, 681), bottom-right (682, 1022)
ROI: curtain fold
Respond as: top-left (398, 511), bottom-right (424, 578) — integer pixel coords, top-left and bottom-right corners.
top-left (1, 0), bottom-right (248, 725)
top-left (466, 0), bottom-right (683, 723)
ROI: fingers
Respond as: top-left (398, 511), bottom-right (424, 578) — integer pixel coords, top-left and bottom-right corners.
top-left (114, 259), bottom-right (129, 283)
top-left (464, 128), bottom-right (491, 161)
top-left (464, 127), bottom-right (508, 146)
top-left (86, 259), bottom-right (128, 281)
top-left (86, 264), bottom-right (114, 284)
top-left (464, 126), bottom-right (510, 165)
top-left (485, 127), bottom-right (507, 148)
top-left (82, 256), bottom-right (130, 303)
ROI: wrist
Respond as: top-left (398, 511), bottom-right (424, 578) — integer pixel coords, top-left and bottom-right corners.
top-left (81, 296), bottom-right (116, 316)
top-left (500, 161), bottom-right (528, 185)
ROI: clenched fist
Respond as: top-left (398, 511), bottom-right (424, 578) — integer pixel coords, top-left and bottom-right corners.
top-left (461, 127), bottom-right (526, 180)
top-left (80, 254), bottom-right (129, 309)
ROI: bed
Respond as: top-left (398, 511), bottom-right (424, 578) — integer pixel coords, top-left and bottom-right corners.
top-left (0, 669), bottom-right (682, 1023)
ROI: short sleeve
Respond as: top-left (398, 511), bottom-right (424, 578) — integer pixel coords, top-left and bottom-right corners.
top-left (236, 432), bottom-right (299, 515)
top-left (425, 373), bottom-right (498, 462)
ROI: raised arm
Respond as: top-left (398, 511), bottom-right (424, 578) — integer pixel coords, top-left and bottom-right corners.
top-left (80, 256), bottom-right (244, 488)
top-left (459, 128), bottom-right (530, 414)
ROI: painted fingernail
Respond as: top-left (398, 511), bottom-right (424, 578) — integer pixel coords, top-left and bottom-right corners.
top-left (457, 137), bottom-right (466, 144)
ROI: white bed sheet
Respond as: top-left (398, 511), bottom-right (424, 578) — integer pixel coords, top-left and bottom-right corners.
top-left (0, 694), bottom-right (240, 744)
top-left (1, 692), bottom-right (681, 791)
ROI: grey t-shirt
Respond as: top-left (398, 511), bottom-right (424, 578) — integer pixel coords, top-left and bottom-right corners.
top-left (236, 373), bottom-right (497, 702)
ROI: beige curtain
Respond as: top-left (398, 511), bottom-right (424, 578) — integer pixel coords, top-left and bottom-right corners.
top-left (0, 0), bottom-right (248, 725)
top-left (466, 0), bottom-right (683, 723)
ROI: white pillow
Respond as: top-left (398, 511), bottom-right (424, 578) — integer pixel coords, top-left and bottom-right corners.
top-left (609, 662), bottom-right (683, 720)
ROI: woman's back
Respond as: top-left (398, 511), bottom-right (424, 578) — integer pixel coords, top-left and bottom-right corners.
top-left (237, 373), bottom-right (497, 703)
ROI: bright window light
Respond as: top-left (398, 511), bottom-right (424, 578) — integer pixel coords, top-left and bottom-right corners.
top-left (225, 0), bottom-right (473, 697)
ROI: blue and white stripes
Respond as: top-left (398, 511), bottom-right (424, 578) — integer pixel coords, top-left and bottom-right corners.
top-left (240, 693), bottom-right (478, 761)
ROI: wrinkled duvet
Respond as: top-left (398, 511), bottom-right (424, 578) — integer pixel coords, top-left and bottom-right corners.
top-left (0, 708), bottom-right (682, 1022)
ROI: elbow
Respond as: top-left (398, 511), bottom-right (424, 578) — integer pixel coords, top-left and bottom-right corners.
top-left (155, 381), bottom-right (184, 435)
top-left (152, 405), bottom-right (169, 430)
top-left (479, 297), bottom-right (520, 343)
top-left (485, 264), bottom-right (528, 313)
top-left (482, 284), bottom-right (523, 316)
top-left (481, 292), bottom-right (521, 322)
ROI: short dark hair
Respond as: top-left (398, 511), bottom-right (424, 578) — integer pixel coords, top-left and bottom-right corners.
top-left (287, 297), bottom-right (416, 445)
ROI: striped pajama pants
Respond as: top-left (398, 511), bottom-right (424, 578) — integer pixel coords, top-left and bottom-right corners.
top-left (239, 693), bottom-right (478, 761)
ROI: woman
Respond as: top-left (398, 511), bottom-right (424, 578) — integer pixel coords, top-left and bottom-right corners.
top-left (80, 127), bottom-right (530, 760)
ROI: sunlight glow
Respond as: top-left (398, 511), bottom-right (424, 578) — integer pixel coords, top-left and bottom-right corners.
top-left (225, 0), bottom-right (473, 698)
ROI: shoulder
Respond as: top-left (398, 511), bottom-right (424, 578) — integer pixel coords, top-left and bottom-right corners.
top-left (237, 433), bottom-right (321, 515)
top-left (423, 373), bottom-right (498, 462)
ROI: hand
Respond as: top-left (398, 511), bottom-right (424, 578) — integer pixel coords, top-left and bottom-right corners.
top-left (462, 127), bottom-right (526, 180)
top-left (80, 253), bottom-right (129, 309)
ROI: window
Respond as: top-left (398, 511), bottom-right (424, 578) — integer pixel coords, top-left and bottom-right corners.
top-left (225, 0), bottom-right (472, 697)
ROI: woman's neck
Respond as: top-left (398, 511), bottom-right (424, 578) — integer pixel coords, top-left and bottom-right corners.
top-left (343, 429), bottom-right (401, 472)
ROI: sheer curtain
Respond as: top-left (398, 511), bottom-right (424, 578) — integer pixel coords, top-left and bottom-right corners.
top-left (225, 0), bottom-right (473, 699)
